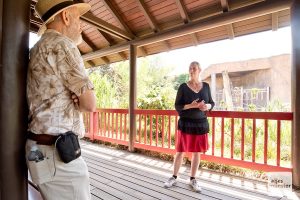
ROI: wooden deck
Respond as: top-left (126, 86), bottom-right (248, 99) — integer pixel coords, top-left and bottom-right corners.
top-left (81, 141), bottom-right (299, 200)
top-left (29, 140), bottom-right (300, 200)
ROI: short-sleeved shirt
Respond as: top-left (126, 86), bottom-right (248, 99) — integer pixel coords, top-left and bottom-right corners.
top-left (27, 29), bottom-right (94, 137)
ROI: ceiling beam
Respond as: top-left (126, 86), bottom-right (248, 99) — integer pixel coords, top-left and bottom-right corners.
top-left (98, 30), bottom-right (129, 60)
top-left (83, 0), bottom-right (292, 61)
top-left (226, 23), bottom-right (235, 39)
top-left (101, 56), bottom-right (110, 64)
top-left (272, 12), bottom-right (279, 31)
top-left (101, 0), bottom-right (135, 37)
top-left (175, 0), bottom-right (190, 23)
top-left (99, 30), bottom-right (116, 46)
top-left (119, 52), bottom-right (127, 60)
top-left (220, 0), bottom-right (235, 39)
top-left (82, 32), bottom-right (98, 51)
top-left (138, 47), bottom-right (147, 57)
top-left (87, 60), bottom-right (96, 67)
top-left (220, 0), bottom-right (229, 12)
top-left (136, 0), bottom-right (170, 50)
top-left (175, 0), bottom-right (198, 45)
top-left (190, 34), bottom-right (199, 46)
top-left (136, 0), bottom-right (160, 32)
top-left (81, 12), bottom-right (134, 40)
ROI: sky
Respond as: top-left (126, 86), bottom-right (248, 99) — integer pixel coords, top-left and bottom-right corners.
top-left (29, 26), bottom-right (291, 74)
top-left (161, 26), bottom-right (291, 75)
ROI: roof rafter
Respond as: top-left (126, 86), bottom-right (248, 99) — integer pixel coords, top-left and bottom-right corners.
top-left (82, 32), bottom-right (111, 66)
top-left (138, 47), bottom-right (147, 57)
top-left (82, 32), bottom-right (98, 51)
top-left (175, 0), bottom-right (199, 45)
top-left (81, 12), bottom-right (134, 40)
top-left (272, 12), bottom-right (279, 31)
top-left (226, 23), bottom-right (234, 39)
top-left (101, 0), bottom-right (148, 57)
top-left (82, 0), bottom-right (292, 61)
top-left (136, 0), bottom-right (160, 32)
top-left (136, 0), bottom-right (171, 50)
top-left (220, 0), bottom-right (229, 12)
top-left (98, 30), bottom-right (128, 60)
top-left (175, 0), bottom-right (190, 23)
top-left (220, 0), bottom-right (235, 39)
top-left (101, 0), bottom-right (135, 37)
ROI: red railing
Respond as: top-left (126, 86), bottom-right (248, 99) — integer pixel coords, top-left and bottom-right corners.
top-left (84, 109), bottom-right (293, 172)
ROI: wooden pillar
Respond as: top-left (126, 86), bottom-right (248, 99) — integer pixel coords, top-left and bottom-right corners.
top-left (0, 0), bottom-right (30, 199)
top-left (128, 45), bottom-right (137, 152)
top-left (291, 0), bottom-right (300, 189)
top-left (210, 73), bottom-right (217, 101)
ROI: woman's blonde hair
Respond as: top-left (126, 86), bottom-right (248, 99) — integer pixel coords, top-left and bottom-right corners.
top-left (190, 61), bottom-right (200, 70)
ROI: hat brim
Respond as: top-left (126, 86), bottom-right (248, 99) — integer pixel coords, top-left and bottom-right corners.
top-left (37, 3), bottom-right (91, 36)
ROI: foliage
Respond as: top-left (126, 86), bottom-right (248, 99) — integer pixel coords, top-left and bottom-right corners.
top-left (173, 74), bottom-right (189, 90)
top-left (89, 72), bottom-right (118, 108)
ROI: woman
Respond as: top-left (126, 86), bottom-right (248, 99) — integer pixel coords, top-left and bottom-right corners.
top-left (164, 61), bottom-right (214, 192)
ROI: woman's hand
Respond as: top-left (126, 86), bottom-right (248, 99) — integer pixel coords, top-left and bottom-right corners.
top-left (190, 98), bottom-right (200, 108)
top-left (198, 100), bottom-right (207, 111)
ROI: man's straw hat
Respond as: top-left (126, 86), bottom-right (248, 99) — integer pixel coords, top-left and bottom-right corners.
top-left (35, 0), bottom-right (91, 35)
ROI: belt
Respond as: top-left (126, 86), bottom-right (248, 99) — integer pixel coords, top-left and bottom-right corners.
top-left (27, 132), bottom-right (59, 145)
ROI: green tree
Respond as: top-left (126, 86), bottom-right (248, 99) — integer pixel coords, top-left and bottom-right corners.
top-left (173, 73), bottom-right (189, 90)
top-left (89, 72), bottom-right (118, 108)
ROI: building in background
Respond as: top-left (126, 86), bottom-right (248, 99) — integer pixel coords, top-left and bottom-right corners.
top-left (201, 54), bottom-right (291, 111)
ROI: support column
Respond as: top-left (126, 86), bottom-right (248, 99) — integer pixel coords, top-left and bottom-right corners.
top-left (210, 73), bottom-right (216, 101)
top-left (291, 0), bottom-right (300, 189)
top-left (0, 0), bottom-right (29, 199)
top-left (128, 45), bottom-right (137, 152)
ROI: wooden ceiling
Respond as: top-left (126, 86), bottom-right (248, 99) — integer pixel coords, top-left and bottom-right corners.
top-left (30, 0), bottom-right (292, 68)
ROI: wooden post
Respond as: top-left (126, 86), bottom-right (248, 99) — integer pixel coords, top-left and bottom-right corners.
top-left (0, 0), bottom-right (30, 199)
top-left (291, 0), bottom-right (300, 189)
top-left (128, 45), bottom-right (137, 152)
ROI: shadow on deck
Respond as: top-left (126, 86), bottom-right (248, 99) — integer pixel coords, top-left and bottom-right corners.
top-left (81, 141), bottom-right (300, 200)
top-left (29, 140), bottom-right (300, 200)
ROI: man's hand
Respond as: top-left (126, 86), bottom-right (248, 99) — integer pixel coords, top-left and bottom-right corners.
top-left (71, 93), bottom-right (79, 103)
top-left (71, 93), bottom-right (79, 109)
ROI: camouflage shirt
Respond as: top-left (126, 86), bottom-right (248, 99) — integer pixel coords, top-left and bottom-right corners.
top-left (27, 29), bottom-right (94, 137)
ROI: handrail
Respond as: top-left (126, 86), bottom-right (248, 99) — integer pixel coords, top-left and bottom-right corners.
top-left (84, 109), bottom-right (293, 172)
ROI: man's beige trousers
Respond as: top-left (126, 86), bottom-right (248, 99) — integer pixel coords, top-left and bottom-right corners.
top-left (26, 139), bottom-right (91, 200)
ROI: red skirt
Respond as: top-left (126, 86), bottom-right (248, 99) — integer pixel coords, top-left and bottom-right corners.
top-left (176, 130), bottom-right (209, 152)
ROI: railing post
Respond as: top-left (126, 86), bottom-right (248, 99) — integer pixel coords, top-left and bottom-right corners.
top-left (92, 112), bottom-right (98, 141)
top-left (128, 44), bottom-right (137, 152)
top-left (291, 0), bottom-right (300, 189)
top-left (89, 112), bottom-right (94, 140)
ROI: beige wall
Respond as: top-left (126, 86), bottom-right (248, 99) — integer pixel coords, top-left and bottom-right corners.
top-left (204, 54), bottom-right (291, 104)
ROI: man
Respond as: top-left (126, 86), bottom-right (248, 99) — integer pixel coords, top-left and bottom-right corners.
top-left (26, 0), bottom-right (96, 199)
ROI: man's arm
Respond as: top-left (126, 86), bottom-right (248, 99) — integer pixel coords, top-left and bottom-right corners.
top-left (73, 90), bottom-right (96, 112)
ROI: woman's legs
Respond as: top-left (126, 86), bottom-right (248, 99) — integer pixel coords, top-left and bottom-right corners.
top-left (189, 152), bottom-right (202, 192)
top-left (164, 152), bottom-right (184, 187)
top-left (190, 152), bottom-right (201, 177)
top-left (173, 152), bottom-right (185, 176)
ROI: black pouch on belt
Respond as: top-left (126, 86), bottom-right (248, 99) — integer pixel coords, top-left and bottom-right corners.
top-left (55, 131), bottom-right (81, 163)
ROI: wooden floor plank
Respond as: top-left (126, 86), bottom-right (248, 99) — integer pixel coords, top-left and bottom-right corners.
top-left (91, 188), bottom-right (120, 200)
top-left (83, 152), bottom-right (273, 200)
top-left (80, 141), bottom-right (290, 200)
top-left (85, 155), bottom-right (219, 200)
top-left (82, 143), bottom-right (278, 199)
